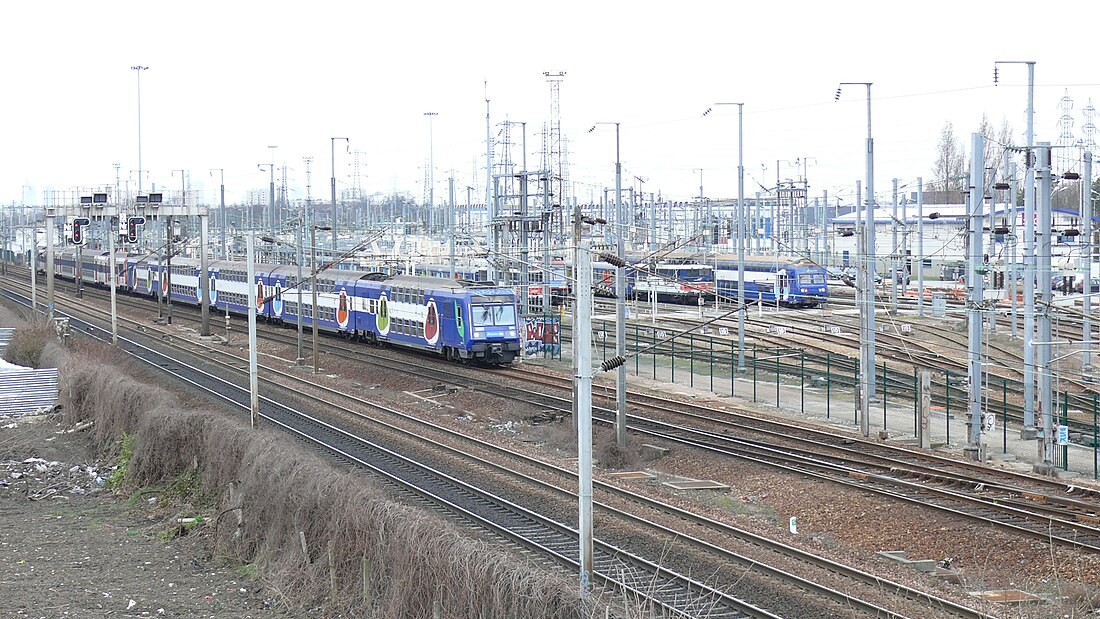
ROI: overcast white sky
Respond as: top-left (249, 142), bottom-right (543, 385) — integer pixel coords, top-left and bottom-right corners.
top-left (2, 1), bottom-right (1097, 210)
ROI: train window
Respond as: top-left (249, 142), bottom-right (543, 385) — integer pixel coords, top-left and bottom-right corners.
top-left (471, 304), bottom-right (517, 327)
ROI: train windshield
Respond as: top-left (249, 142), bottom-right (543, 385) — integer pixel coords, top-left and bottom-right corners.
top-left (471, 304), bottom-right (517, 327)
top-left (799, 273), bottom-right (826, 285)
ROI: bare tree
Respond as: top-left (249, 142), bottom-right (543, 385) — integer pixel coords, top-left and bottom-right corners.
top-left (932, 121), bottom-right (967, 193)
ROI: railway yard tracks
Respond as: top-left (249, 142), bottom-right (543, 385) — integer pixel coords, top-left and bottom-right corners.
top-left (9, 269), bottom-right (1100, 616)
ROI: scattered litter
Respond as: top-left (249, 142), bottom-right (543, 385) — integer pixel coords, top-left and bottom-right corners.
top-left (789, 516), bottom-right (798, 534)
top-left (127, 599), bottom-right (136, 610)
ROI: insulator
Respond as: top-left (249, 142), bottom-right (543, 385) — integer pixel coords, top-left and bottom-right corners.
top-left (600, 355), bottom-right (626, 372)
top-left (598, 253), bottom-right (627, 268)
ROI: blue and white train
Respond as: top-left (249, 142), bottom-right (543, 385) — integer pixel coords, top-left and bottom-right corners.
top-left (43, 249), bottom-right (523, 365)
top-left (713, 254), bottom-right (827, 307)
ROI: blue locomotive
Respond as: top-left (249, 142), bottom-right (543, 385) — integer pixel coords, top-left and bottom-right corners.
top-left (44, 249), bottom-right (522, 365)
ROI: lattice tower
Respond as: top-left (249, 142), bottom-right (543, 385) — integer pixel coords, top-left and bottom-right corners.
top-left (351, 149), bottom-right (363, 201)
top-left (303, 156), bottom-right (312, 218)
top-left (544, 71), bottom-right (566, 218)
top-left (1082, 99), bottom-right (1097, 154)
top-left (1056, 89), bottom-right (1076, 173)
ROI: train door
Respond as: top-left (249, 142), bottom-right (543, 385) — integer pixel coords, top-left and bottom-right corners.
top-left (777, 269), bottom-right (790, 303)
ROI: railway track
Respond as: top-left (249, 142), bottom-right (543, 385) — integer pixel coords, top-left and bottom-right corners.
top-left (2, 279), bottom-right (983, 617)
top-left (16, 271), bottom-right (1100, 556)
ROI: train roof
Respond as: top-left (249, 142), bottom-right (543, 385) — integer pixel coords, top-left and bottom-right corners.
top-left (712, 254), bottom-right (822, 268)
top-left (385, 274), bottom-right (514, 292)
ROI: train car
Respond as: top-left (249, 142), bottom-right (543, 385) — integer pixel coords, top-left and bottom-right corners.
top-left (351, 274), bottom-right (521, 364)
top-left (631, 261), bottom-right (714, 303)
top-left (46, 249), bottom-right (522, 365)
top-left (713, 255), bottom-right (827, 307)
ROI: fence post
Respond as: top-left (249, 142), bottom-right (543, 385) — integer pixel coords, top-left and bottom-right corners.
top-left (775, 349), bottom-right (781, 408)
top-left (652, 330), bottom-right (657, 380)
top-left (825, 353), bottom-right (831, 419)
top-left (945, 370), bottom-right (951, 445)
top-left (731, 342), bottom-right (735, 398)
top-left (710, 336), bottom-right (714, 393)
top-left (1093, 393), bottom-right (1098, 481)
top-left (634, 324), bottom-right (639, 376)
top-left (689, 333), bottom-right (694, 389)
top-left (800, 350), bottom-right (805, 415)
top-left (882, 361), bottom-right (888, 429)
top-left (752, 347), bottom-right (758, 402)
top-left (854, 359), bottom-right (859, 425)
top-left (913, 368), bottom-right (918, 436)
top-left (1003, 377), bottom-right (1008, 454)
top-left (671, 336), bottom-right (676, 383)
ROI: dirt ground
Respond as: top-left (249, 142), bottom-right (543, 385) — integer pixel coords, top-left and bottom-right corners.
top-left (0, 415), bottom-right (291, 619)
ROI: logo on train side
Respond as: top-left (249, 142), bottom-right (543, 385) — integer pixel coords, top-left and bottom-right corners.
top-left (424, 299), bottom-right (439, 344)
top-left (272, 282), bottom-right (283, 316)
top-left (161, 268), bottom-right (169, 296)
top-left (337, 289), bottom-right (349, 329)
top-left (376, 292), bottom-right (390, 335)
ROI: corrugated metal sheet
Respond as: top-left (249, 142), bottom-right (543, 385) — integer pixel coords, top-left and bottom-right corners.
top-left (0, 367), bottom-right (59, 416)
top-left (0, 328), bottom-right (12, 356)
top-left (0, 328), bottom-right (58, 415)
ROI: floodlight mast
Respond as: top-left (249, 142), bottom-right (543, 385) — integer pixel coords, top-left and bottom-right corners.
top-left (836, 82), bottom-right (875, 437)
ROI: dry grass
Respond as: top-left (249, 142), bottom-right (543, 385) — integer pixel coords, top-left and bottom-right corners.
top-left (2, 318), bottom-right (53, 368)
top-left (47, 338), bottom-right (637, 618)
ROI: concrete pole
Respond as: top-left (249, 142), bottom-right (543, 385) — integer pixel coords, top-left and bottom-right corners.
top-left (520, 174), bottom-right (530, 314)
top-left (108, 214), bottom-right (118, 345)
top-left (856, 178), bottom-right (870, 437)
top-left (891, 178), bottom-right (899, 316)
top-left (1022, 63), bottom-right (1038, 433)
top-left (199, 213), bottom-right (210, 336)
top-left (614, 124), bottom-right (627, 449)
top-left (736, 104), bottom-right (746, 372)
top-left (30, 220), bottom-right (37, 314)
top-left (1009, 161), bottom-right (1018, 338)
top-left (312, 225), bottom-right (320, 374)
top-left (268, 148), bottom-right (277, 236)
top-left (574, 237), bottom-right (594, 594)
top-left (296, 223), bottom-right (304, 365)
top-left (966, 132), bottom-right (985, 459)
top-left (219, 171), bottom-right (227, 260)
top-left (46, 210), bottom-right (54, 318)
top-left (247, 234), bottom-right (259, 428)
top-left (863, 84), bottom-right (877, 403)
top-left (166, 215), bottom-right (173, 325)
top-left (917, 178), bottom-right (925, 317)
top-left (1083, 151), bottom-right (1093, 373)
top-left (572, 204), bottom-right (582, 435)
top-left (449, 177), bottom-right (456, 282)
top-left (1037, 143), bottom-right (1055, 469)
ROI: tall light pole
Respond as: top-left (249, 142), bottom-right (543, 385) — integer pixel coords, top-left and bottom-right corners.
top-left (589, 122), bottom-right (627, 449)
top-left (837, 81), bottom-right (876, 436)
top-left (704, 103), bottom-right (747, 374)
top-left (995, 60), bottom-right (1037, 434)
top-left (210, 169), bottom-right (226, 259)
top-left (266, 146), bottom-right (278, 235)
top-left (331, 137), bottom-right (349, 252)
top-left (130, 66), bottom-right (148, 195)
top-left (424, 113), bottom-right (438, 233)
